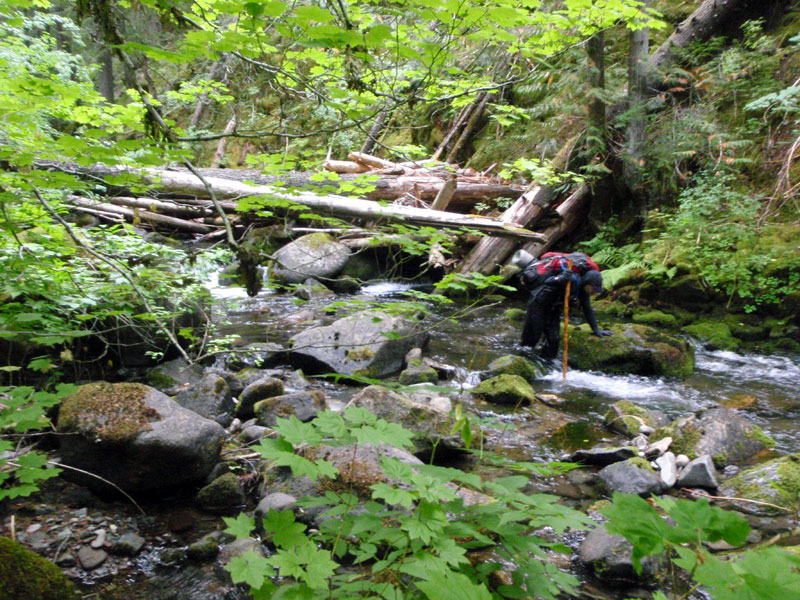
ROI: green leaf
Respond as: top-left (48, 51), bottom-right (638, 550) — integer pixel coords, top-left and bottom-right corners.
top-left (417, 571), bottom-right (493, 600)
top-left (225, 549), bottom-right (268, 589)
top-left (273, 416), bottom-right (323, 447)
top-left (263, 510), bottom-right (307, 549)
top-left (222, 512), bottom-right (255, 540)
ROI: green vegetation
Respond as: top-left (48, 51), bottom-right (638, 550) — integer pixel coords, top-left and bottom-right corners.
top-left (0, 536), bottom-right (79, 600)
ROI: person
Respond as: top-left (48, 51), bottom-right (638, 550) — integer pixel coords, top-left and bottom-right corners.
top-left (520, 267), bottom-right (612, 359)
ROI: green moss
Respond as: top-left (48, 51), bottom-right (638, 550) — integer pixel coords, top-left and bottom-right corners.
top-left (146, 370), bottom-right (178, 389)
top-left (58, 382), bottom-right (159, 444)
top-left (605, 400), bottom-right (654, 436)
top-left (347, 346), bottom-right (376, 361)
top-left (774, 455), bottom-right (800, 504)
top-left (628, 457), bottom-right (656, 473)
top-left (471, 374), bottom-right (535, 406)
top-left (503, 308), bottom-right (526, 324)
top-left (652, 420), bottom-right (701, 460)
top-left (683, 320), bottom-right (740, 351)
top-left (745, 425), bottom-right (776, 449)
top-left (632, 310), bottom-right (678, 328)
top-left (486, 354), bottom-right (544, 381)
top-left (0, 536), bottom-right (79, 600)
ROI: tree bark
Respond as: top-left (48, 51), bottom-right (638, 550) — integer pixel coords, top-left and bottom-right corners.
top-left (515, 184), bottom-right (591, 259)
top-left (624, 2), bottom-right (651, 196)
top-left (98, 168), bottom-right (544, 241)
top-left (360, 109), bottom-right (391, 154)
top-left (430, 174), bottom-right (457, 211)
top-left (66, 197), bottom-right (217, 233)
top-left (432, 104), bottom-right (472, 162)
top-left (446, 92), bottom-right (492, 164)
top-left (210, 115), bottom-right (237, 168)
top-left (98, 48), bottom-right (114, 103)
top-left (458, 184), bottom-right (556, 275)
top-left (586, 32), bottom-right (606, 155)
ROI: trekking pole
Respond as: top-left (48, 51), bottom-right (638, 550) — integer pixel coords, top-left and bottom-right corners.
top-left (562, 260), bottom-right (573, 381)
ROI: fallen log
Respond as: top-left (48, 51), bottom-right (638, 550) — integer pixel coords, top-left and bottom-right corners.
top-left (107, 169), bottom-right (547, 241)
top-left (67, 196), bottom-right (217, 233)
top-left (515, 184), bottom-right (591, 260)
top-left (41, 162), bottom-right (524, 209)
top-left (96, 196), bottom-right (216, 219)
top-left (458, 184), bottom-right (557, 275)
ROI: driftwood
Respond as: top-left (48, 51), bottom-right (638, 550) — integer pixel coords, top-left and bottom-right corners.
top-left (89, 168), bottom-right (546, 241)
top-left (458, 184), bottom-right (557, 275)
top-left (67, 196), bottom-right (216, 233)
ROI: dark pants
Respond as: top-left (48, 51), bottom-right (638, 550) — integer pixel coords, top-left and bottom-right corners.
top-left (521, 294), bottom-right (562, 358)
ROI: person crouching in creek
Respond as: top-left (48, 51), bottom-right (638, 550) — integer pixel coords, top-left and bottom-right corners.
top-left (514, 251), bottom-right (612, 359)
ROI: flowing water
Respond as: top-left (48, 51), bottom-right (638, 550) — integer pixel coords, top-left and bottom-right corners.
top-left (107, 278), bottom-right (797, 600)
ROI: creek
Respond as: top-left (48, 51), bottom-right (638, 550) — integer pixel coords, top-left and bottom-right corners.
top-left (36, 277), bottom-right (800, 600)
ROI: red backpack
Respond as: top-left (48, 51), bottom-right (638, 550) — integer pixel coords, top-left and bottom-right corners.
top-left (520, 252), bottom-right (600, 289)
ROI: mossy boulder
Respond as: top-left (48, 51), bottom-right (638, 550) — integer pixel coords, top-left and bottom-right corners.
top-left (398, 363), bottom-right (438, 385)
top-left (604, 400), bottom-right (669, 437)
top-left (683, 320), bottom-right (740, 351)
top-left (719, 453), bottom-right (800, 516)
top-left (195, 472), bottom-right (245, 515)
top-left (254, 390), bottom-right (325, 427)
top-left (651, 407), bottom-right (774, 467)
top-left (173, 373), bottom-right (234, 427)
top-left (483, 354), bottom-right (546, 382)
top-left (567, 323), bottom-right (695, 378)
top-left (271, 232), bottom-right (351, 284)
top-left (0, 536), bottom-right (78, 600)
top-left (236, 376), bottom-right (285, 419)
top-left (631, 309), bottom-right (679, 328)
top-left (471, 374), bottom-right (535, 406)
top-left (57, 382), bottom-right (226, 492)
top-left (503, 308), bottom-right (526, 325)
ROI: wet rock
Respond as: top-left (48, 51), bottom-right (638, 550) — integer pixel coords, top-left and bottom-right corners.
top-left (90, 529), bottom-right (106, 549)
top-left (644, 437), bottom-right (673, 458)
top-left (578, 522), bottom-right (657, 580)
top-left (471, 374), bottom-right (535, 406)
top-left (111, 533), bottom-right (146, 556)
top-left (158, 547), bottom-right (187, 566)
top-left (290, 310), bottom-right (429, 378)
top-left (174, 373), bottom-right (234, 427)
top-left (0, 536), bottom-right (79, 599)
top-left (398, 360), bottom-right (438, 385)
top-left (568, 446), bottom-right (636, 466)
top-left (652, 407), bottom-right (774, 467)
top-left (567, 322), bottom-right (695, 378)
top-left (224, 342), bottom-right (285, 370)
top-left (598, 458), bottom-right (663, 496)
top-left (604, 400), bottom-right (669, 437)
top-left (187, 532), bottom-right (221, 561)
top-left (294, 277), bottom-right (335, 300)
top-left (676, 454), bottom-right (690, 468)
top-left (57, 382), bottom-right (225, 493)
top-left (348, 385), bottom-right (458, 455)
top-left (271, 232), bottom-right (351, 284)
top-left (55, 552), bottom-right (77, 567)
top-left (146, 357), bottom-right (204, 392)
top-left (676, 456), bottom-right (719, 490)
top-left (254, 390), bottom-right (326, 427)
top-left (167, 509), bottom-right (196, 533)
top-left (656, 452), bottom-right (678, 488)
top-left (718, 453), bottom-right (800, 516)
top-left (195, 472), bottom-right (246, 515)
top-left (482, 354), bottom-right (546, 381)
top-left (236, 376), bottom-right (285, 420)
top-left (78, 546), bottom-right (108, 570)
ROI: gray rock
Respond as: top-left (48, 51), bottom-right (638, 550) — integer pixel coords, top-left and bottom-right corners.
top-left (187, 532), bottom-right (221, 561)
top-left (676, 455), bottom-right (719, 489)
top-left (644, 436), bottom-right (673, 458)
top-left (147, 358), bottom-right (204, 392)
top-left (656, 452), bottom-right (678, 488)
top-left (240, 425), bottom-right (269, 443)
top-left (290, 310), bottom-right (428, 378)
top-left (174, 373), bottom-right (234, 427)
top-left (254, 390), bottom-right (326, 427)
top-left (568, 446), bottom-right (636, 466)
top-left (658, 407), bottom-right (774, 467)
top-left (90, 529), bottom-right (106, 549)
top-left (255, 493), bottom-right (298, 519)
top-left (224, 343), bottom-right (285, 370)
top-left (112, 532), bottom-right (146, 556)
top-left (294, 278), bottom-right (335, 300)
top-left (598, 459), bottom-right (663, 496)
top-left (718, 453), bottom-right (800, 516)
top-left (483, 354), bottom-right (546, 381)
top-left (78, 546), bottom-right (108, 570)
top-left (271, 232), bottom-right (351, 284)
top-left (604, 400), bottom-right (670, 437)
top-left (639, 425), bottom-right (655, 436)
top-left (236, 377), bottom-right (284, 420)
top-left (578, 523), bottom-right (657, 579)
top-left (631, 435), bottom-right (649, 450)
top-left (676, 454), bottom-right (690, 468)
top-left (58, 383), bottom-right (225, 493)
top-left (398, 363), bottom-right (438, 385)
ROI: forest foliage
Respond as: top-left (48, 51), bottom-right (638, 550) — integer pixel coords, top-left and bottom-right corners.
top-left (2, 0), bottom-right (800, 598)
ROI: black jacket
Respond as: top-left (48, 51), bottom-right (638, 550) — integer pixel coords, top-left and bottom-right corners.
top-left (529, 272), bottom-right (601, 333)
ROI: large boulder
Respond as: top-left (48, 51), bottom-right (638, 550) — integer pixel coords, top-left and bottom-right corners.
top-left (567, 323), bottom-right (695, 378)
top-left (254, 390), bottom-right (326, 427)
top-left (271, 232), bottom-right (351, 284)
top-left (470, 374), bottom-right (535, 406)
top-left (482, 354), bottom-right (547, 381)
top-left (289, 310), bottom-right (429, 378)
top-left (604, 400), bottom-right (669, 438)
top-left (651, 407), bottom-right (774, 467)
top-left (598, 458), bottom-right (663, 496)
top-left (348, 386), bottom-right (458, 454)
top-left (718, 453), bottom-right (800, 516)
top-left (578, 522), bottom-right (660, 580)
top-left (57, 382), bottom-right (226, 493)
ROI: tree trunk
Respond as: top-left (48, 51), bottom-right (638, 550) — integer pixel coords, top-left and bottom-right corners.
top-left (190, 54), bottom-right (233, 129)
top-left (624, 2), bottom-right (651, 196)
top-left (458, 184), bottom-right (556, 275)
top-left (516, 184), bottom-right (591, 259)
top-left (586, 32), bottom-right (606, 156)
top-left (210, 115), bottom-right (237, 167)
top-left (360, 109), bottom-right (391, 154)
top-left (66, 197), bottom-right (216, 233)
top-left (97, 168), bottom-right (545, 240)
top-left (432, 104), bottom-right (472, 161)
top-left (446, 92), bottom-right (492, 164)
top-left (98, 48), bottom-right (114, 103)
top-left (648, 0), bottom-right (756, 89)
